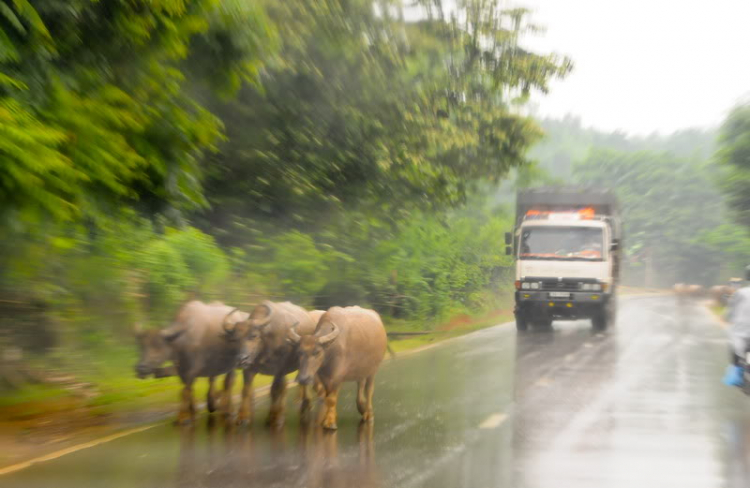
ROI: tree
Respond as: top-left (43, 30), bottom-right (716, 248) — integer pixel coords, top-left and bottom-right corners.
top-left (717, 103), bottom-right (750, 229)
top-left (0, 0), bottom-right (275, 229)
top-left (574, 148), bottom-right (724, 284)
top-left (196, 0), bottom-right (571, 241)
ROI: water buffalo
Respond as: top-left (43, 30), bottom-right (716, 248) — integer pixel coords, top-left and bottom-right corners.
top-left (308, 310), bottom-right (326, 325)
top-left (134, 301), bottom-right (249, 424)
top-left (288, 306), bottom-right (387, 430)
top-left (225, 300), bottom-right (317, 427)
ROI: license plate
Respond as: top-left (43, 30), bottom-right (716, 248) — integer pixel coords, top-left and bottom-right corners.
top-left (549, 291), bottom-right (570, 298)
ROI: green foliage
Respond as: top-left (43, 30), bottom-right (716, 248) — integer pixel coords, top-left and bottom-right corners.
top-left (140, 239), bottom-right (195, 321)
top-left (199, 0), bottom-right (569, 233)
top-left (0, 0), bottom-right (275, 228)
top-left (717, 103), bottom-right (750, 229)
top-left (1, 0), bottom-right (556, 361)
top-left (260, 231), bottom-right (330, 303)
top-left (574, 149), bottom-right (725, 284)
top-left (163, 227), bottom-right (229, 294)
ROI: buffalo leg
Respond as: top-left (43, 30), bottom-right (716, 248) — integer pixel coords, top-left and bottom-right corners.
top-left (267, 374), bottom-right (287, 427)
top-left (362, 376), bottom-right (375, 422)
top-left (356, 380), bottom-right (367, 415)
top-left (220, 370), bottom-right (236, 417)
top-left (237, 369), bottom-right (256, 425)
top-left (321, 384), bottom-right (341, 430)
top-left (206, 376), bottom-right (217, 413)
top-left (178, 379), bottom-right (196, 425)
top-left (299, 384), bottom-right (313, 419)
top-left (313, 377), bottom-right (325, 398)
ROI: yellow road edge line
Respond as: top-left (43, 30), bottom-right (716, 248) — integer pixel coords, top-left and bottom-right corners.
top-left (0, 424), bottom-right (157, 476)
top-left (0, 384), bottom-right (275, 477)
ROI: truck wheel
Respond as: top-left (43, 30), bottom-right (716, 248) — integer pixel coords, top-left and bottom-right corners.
top-left (592, 308), bottom-right (608, 331)
top-left (534, 316), bottom-right (553, 330)
top-left (606, 299), bottom-right (617, 326)
top-left (515, 315), bottom-right (528, 332)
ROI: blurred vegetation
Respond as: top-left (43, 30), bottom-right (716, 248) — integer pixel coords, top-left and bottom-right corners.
top-left (1, 0), bottom-right (568, 394)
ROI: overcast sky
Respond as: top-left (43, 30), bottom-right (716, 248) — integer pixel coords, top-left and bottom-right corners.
top-left (518, 0), bottom-right (750, 135)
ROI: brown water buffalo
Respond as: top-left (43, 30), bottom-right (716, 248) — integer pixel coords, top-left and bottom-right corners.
top-left (135, 301), bottom-right (249, 424)
top-left (308, 309), bottom-right (326, 325)
top-left (288, 306), bottom-right (387, 430)
top-left (225, 300), bottom-right (316, 427)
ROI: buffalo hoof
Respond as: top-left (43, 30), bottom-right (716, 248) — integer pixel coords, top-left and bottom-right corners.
top-left (321, 417), bottom-right (338, 430)
top-left (175, 416), bottom-right (194, 426)
top-left (361, 411), bottom-right (374, 423)
top-left (236, 415), bottom-right (252, 426)
top-left (266, 415), bottom-right (285, 429)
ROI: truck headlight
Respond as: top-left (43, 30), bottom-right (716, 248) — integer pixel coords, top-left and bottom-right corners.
top-left (521, 282), bottom-right (530, 290)
top-left (530, 282), bottom-right (540, 290)
top-left (581, 283), bottom-right (603, 291)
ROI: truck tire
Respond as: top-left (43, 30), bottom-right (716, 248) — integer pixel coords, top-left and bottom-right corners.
top-left (534, 315), bottom-right (553, 330)
top-left (607, 298), bottom-right (617, 326)
top-left (515, 314), bottom-right (528, 332)
top-left (592, 305), bottom-right (609, 331)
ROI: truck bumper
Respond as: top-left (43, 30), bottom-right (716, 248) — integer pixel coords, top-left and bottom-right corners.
top-left (515, 290), bottom-right (610, 319)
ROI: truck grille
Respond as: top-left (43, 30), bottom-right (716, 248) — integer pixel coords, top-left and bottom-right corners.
top-left (539, 281), bottom-right (580, 291)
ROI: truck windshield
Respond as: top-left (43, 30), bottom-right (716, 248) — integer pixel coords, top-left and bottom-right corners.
top-left (519, 226), bottom-right (605, 261)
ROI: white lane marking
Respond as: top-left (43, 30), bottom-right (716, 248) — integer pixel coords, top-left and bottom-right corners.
top-left (479, 413), bottom-right (508, 429)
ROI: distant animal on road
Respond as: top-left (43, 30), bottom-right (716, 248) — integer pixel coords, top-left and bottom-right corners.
top-left (225, 300), bottom-right (317, 426)
top-left (710, 285), bottom-right (735, 305)
top-left (288, 306), bottom-right (387, 430)
top-left (134, 301), bottom-right (249, 424)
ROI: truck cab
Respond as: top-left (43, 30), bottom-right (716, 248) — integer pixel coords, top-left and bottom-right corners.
top-left (508, 188), bottom-right (621, 331)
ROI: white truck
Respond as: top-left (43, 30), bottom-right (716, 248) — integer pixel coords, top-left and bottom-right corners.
top-left (505, 188), bottom-right (622, 331)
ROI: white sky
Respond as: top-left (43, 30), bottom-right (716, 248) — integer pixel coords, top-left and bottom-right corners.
top-left (518, 0), bottom-right (750, 135)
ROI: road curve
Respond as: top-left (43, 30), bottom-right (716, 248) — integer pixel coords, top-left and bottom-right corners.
top-left (2, 295), bottom-right (748, 488)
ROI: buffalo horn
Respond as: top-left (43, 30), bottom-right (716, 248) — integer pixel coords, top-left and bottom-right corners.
top-left (222, 308), bottom-right (240, 335)
top-left (318, 323), bottom-right (340, 346)
top-left (252, 301), bottom-right (274, 328)
top-left (287, 321), bottom-right (302, 344)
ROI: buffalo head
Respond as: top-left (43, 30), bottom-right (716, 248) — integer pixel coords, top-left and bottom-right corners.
top-left (222, 302), bottom-right (273, 341)
top-left (134, 323), bottom-right (184, 378)
top-left (288, 323), bottom-right (340, 385)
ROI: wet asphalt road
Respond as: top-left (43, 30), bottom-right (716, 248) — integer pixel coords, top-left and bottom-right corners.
top-left (3, 295), bottom-right (750, 488)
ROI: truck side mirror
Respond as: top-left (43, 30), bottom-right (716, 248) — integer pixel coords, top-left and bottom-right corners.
top-left (610, 241), bottom-right (619, 252)
top-left (505, 246), bottom-right (512, 256)
top-left (504, 232), bottom-right (512, 245)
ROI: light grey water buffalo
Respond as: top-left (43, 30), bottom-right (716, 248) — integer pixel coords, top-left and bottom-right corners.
top-left (134, 301), bottom-right (249, 424)
top-left (224, 300), bottom-right (316, 427)
top-left (288, 306), bottom-right (387, 430)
